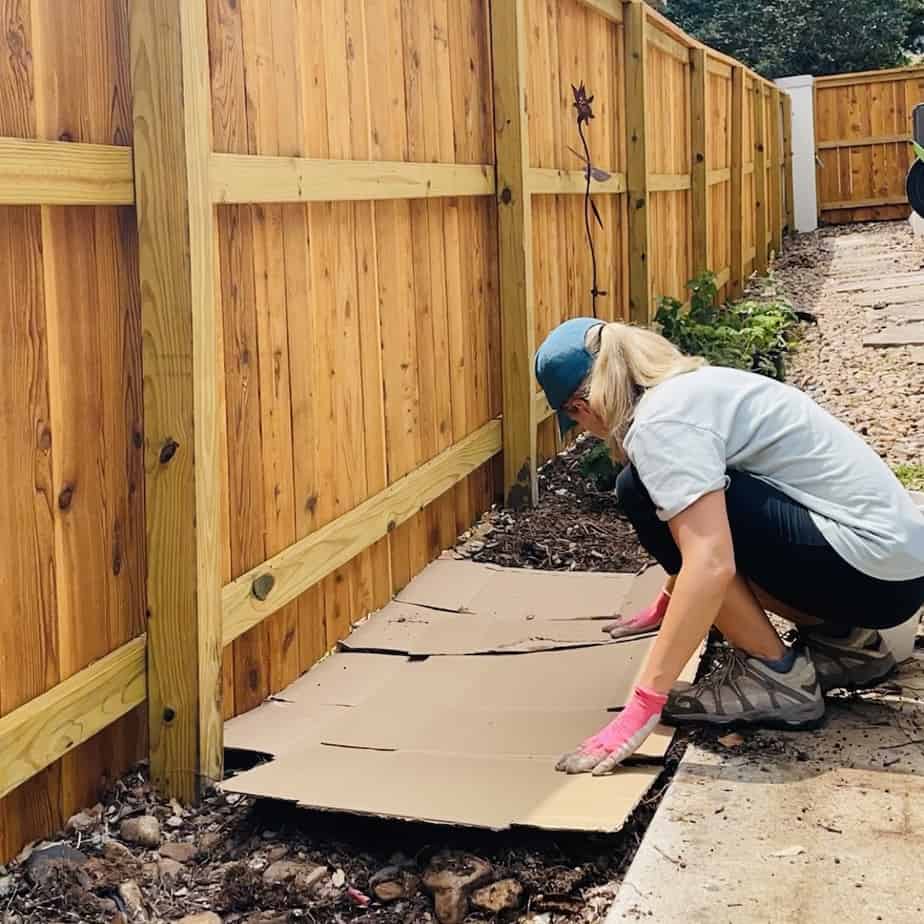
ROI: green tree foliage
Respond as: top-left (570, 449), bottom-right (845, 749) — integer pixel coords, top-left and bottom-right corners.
top-left (666, 0), bottom-right (919, 78)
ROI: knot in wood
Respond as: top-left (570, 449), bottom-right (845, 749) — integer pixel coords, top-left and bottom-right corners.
top-left (58, 484), bottom-right (75, 510)
top-left (500, 186), bottom-right (513, 205)
top-left (252, 573), bottom-right (275, 601)
top-left (159, 439), bottom-right (179, 464)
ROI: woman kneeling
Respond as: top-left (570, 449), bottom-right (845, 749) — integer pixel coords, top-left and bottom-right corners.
top-left (533, 318), bottom-right (924, 775)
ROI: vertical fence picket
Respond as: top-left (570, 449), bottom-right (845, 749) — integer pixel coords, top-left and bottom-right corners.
top-left (491, 0), bottom-right (536, 509)
top-left (690, 46), bottom-right (708, 279)
top-left (769, 87), bottom-right (783, 256)
top-left (729, 65), bottom-right (745, 298)
top-left (753, 84), bottom-right (768, 275)
top-left (623, 0), bottom-right (651, 323)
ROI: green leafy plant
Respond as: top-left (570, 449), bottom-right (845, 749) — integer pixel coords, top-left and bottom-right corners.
top-left (579, 440), bottom-right (623, 491)
top-left (655, 271), bottom-right (799, 381)
top-left (893, 463), bottom-right (924, 492)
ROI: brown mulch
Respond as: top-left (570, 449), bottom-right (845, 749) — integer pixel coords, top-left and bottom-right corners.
top-left (460, 437), bottom-right (651, 575)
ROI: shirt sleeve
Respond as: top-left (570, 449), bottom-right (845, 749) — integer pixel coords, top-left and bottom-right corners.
top-left (624, 420), bottom-right (729, 521)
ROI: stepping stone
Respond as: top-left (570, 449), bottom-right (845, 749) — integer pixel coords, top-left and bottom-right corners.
top-left (857, 285), bottom-right (924, 307)
top-left (863, 322), bottom-right (924, 346)
top-left (838, 271), bottom-right (924, 293)
top-left (866, 305), bottom-right (924, 323)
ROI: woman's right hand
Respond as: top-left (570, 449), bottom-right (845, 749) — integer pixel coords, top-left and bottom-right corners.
top-left (602, 589), bottom-right (671, 639)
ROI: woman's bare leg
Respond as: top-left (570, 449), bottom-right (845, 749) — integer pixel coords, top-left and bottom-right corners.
top-left (710, 574), bottom-right (788, 660)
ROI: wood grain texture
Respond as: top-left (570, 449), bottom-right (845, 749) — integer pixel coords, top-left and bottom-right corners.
top-left (492, 0), bottom-right (536, 509)
top-left (210, 154), bottom-right (494, 203)
top-left (0, 137), bottom-right (133, 204)
top-left (729, 66), bottom-right (745, 297)
top-left (528, 167), bottom-right (627, 195)
top-left (752, 83), bottom-right (768, 274)
top-left (0, 636), bottom-right (146, 801)
top-left (690, 48), bottom-right (707, 276)
top-left (222, 419), bottom-right (502, 644)
top-left (768, 88), bottom-right (783, 256)
top-left (130, 0), bottom-right (222, 799)
top-left (624, 0), bottom-right (650, 323)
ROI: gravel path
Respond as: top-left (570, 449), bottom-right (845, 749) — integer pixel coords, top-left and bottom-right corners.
top-left (776, 220), bottom-right (924, 465)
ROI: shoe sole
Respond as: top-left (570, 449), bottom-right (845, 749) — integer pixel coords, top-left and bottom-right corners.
top-left (817, 659), bottom-right (898, 694)
top-left (662, 701), bottom-right (826, 732)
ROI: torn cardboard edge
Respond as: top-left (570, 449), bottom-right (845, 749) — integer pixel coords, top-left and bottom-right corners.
top-left (223, 560), bottom-right (696, 834)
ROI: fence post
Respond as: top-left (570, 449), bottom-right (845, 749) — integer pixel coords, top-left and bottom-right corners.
top-left (769, 88), bottom-right (783, 256)
top-left (690, 46), bottom-right (708, 278)
top-left (781, 92), bottom-right (795, 234)
top-left (623, 0), bottom-right (651, 323)
top-left (491, 0), bottom-right (537, 509)
top-left (753, 83), bottom-right (769, 275)
top-left (130, 0), bottom-right (223, 800)
top-left (729, 66), bottom-right (745, 298)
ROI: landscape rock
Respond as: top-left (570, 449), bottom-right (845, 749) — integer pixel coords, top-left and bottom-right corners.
top-left (66, 804), bottom-right (102, 833)
top-left (117, 880), bottom-right (146, 921)
top-left (198, 831), bottom-right (223, 853)
top-left (262, 859), bottom-right (326, 888)
top-left (422, 853), bottom-right (493, 924)
top-left (370, 865), bottom-right (421, 903)
top-left (176, 914), bottom-right (222, 924)
top-left (103, 840), bottom-right (135, 863)
top-left (294, 865), bottom-right (329, 894)
top-left (471, 877), bottom-right (524, 913)
top-left (159, 841), bottom-right (198, 864)
top-left (24, 844), bottom-right (89, 887)
top-left (157, 857), bottom-right (183, 879)
top-left (120, 815), bottom-right (161, 848)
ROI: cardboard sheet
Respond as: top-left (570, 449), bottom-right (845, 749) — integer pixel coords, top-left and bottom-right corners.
top-left (394, 558), bottom-right (656, 619)
top-left (223, 561), bottom-right (696, 833)
top-left (223, 745), bottom-right (661, 832)
top-left (342, 564), bottom-right (666, 656)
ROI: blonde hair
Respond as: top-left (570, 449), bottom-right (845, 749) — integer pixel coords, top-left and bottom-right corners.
top-left (583, 322), bottom-right (705, 454)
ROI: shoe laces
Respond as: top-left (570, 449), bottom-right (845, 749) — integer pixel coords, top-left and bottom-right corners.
top-left (691, 647), bottom-right (748, 694)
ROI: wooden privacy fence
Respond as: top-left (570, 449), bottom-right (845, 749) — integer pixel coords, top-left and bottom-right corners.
top-left (0, 0), bottom-right (789, 859)
top-left (815, 64), bottom-right (924, 224)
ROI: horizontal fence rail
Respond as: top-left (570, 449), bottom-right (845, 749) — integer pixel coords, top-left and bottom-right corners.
top-left (0, 137), bottom-right (134, 205)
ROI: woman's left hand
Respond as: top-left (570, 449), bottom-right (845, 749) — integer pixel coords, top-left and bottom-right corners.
top-left (556, 685), bottom-right (668, 775)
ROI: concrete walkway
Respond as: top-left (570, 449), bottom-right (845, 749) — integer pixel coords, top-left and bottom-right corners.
top-left (606, 655), bottom-right (924, 923)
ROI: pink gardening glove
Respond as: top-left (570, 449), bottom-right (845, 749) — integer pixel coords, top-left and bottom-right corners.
top-left (556, 686), bottom-right (668, 775)
top-left (601, 589), bottom-right (671, 639)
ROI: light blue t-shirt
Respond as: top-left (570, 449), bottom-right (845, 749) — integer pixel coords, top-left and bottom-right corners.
top-left (622, 366), bottom-right (924, 581)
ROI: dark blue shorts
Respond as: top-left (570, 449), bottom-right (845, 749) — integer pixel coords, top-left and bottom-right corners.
top-left (616, 465), bottom-right (924, 629)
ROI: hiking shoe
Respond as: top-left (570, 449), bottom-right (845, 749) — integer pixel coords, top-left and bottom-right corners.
top-left (662, 647), bottom-right (824, 730)
top-left (803, 628), bottom-right (897, 693)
